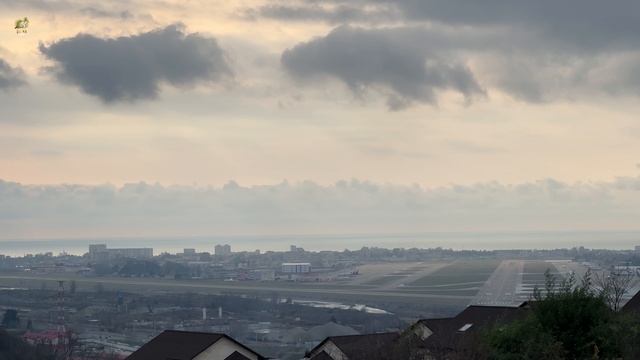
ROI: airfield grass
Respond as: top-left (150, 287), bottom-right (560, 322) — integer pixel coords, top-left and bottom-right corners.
top-left (408, 260), bottom-right (501, 287)
top-left (0, 274), bottom-right (473, 310)
top-left (364, 275), bottom-right (407, 286)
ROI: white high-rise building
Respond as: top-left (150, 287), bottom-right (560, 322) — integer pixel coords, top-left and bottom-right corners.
top-left (215, 244), bottom-right (231, 256)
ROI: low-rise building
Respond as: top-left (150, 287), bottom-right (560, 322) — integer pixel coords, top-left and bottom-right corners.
top-left (126, 330), bottom-right (266, 360)
top-left (215, 244), bottom-right (232, 256)
top-left (623, 290), bottom-right (640, 313)
top-left (88, 244), bottom-right (153, 260)
top-left (305, 332), bottom-right (399, 360)
top-left (282, 263), bottom-right (311, 274)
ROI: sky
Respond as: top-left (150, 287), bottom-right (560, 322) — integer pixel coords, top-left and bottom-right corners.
top-left (1, 1), bottom-right (640, 240)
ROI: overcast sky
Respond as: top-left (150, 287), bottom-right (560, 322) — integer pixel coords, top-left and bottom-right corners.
top-left (2, 1), bottom-right (640, 239)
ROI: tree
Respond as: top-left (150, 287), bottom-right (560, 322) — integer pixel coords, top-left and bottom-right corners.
top-left (1, 309), bottom-right (20, 328)
top-left (0, 329), bottom-right (56, 360)
top-left (482, 271), bottom-right (639, 360)
top-left (594, 269), bottom-right (633, 311)
top-left (484, 317), bottom-right (564, 360)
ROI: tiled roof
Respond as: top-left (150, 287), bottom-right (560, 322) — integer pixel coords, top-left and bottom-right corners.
top-left (623, 290), bottom-right (640, 312)
top-left (309, 351), bottom-right (333, 360)
top-left (415, 303), bottom-right (530, 353)
top-left (225, 351), bottom-right (251, 360)
top-left (126, 330), bottom-right (265, 360)
top-left (312, 332), bottom-right (400, 360)
top-left (127, 331), bottom-right (224, 360)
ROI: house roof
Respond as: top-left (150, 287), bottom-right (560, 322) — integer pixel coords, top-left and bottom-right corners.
top-left (414, 302), bottom-right (530, 352)
top-left (309, 332), bottom-right (400, 360)
top-left (452, 303), bottom-right (529, 328)
top-left (309, 351), bottom-right (333, 360)
top-left (419, 302), bottom-right (529, 331)
top-left (307, 322), bottom-right (359, 342)
top-left (126, 330), bottom-right (265, 360)
top-left (622, 290), bottom-right (640, 313)
top-left (225, 351), bottom-right (251, 360)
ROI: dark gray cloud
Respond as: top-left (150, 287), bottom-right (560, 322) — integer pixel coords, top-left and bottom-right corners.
top-left (388, 0), bottom-right (640, 52)
top-left (282, 26), bottom-right (484, 109)
top-left (257, 1), bottom-right (640, 105)
top-left (0, 59), bottom-right (26, 91)
top-left (262, 0), bottom-right (640, 52)
top-left (39, 25), bottom-right (232, 103)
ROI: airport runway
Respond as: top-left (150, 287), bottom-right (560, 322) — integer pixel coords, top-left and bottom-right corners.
top-left (472, 260), bottom-right (524, 306)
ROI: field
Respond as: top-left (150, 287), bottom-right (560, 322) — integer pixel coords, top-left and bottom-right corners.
top-left (0, 271), bottom-right (473, 316)
top-left (407, 260), bottom-right (501, 286)
top-left (344, 260), bottom-right (502, 297)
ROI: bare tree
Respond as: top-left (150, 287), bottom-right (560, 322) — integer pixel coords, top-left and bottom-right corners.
top-left (594, 269), bottom-right (634, 311)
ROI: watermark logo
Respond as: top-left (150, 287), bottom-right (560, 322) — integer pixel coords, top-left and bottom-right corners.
top-left (15, 17), bottom-right (29, 34)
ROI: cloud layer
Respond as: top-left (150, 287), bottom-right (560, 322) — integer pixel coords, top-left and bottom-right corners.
top-left (39, 25), bottom-right (232, 103)
top-left (2, 177), bottom-right (640, 240)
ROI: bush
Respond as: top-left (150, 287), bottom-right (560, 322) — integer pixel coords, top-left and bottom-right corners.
top-left (483, 271), bottom-right (640, 359)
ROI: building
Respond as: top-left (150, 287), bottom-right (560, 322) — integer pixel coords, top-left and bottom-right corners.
top-left (89, 244), bottom-right (107, 254)
top-left (402, 302), bottom-right (530, 359)
top-left (304, 302), bottom-right (533, 360)
top-left (623, 289), bottom-right (640, 313)
top-left (126, 330), bottom-right (266, 360)
top-left (184, 248), bottom-right (197, 255)
top-left (305, 332), bottom-right (400, 360)
top-left (215, 244), bottom-right (232, 256)
top-left (248, 269), bottom-right (276, 281)
top-left (290, 245), bottom-right (305, 252)
top-left (88, 244), bottom-right (153, 260)
top-left (282, 263), bottom-right (311, 274)
top-left (108, 248), bottom-right (153, 259)
top-left (23, 330), bottom-right (71, 347)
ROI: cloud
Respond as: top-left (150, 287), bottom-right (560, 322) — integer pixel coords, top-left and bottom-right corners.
top-left (1, 177), bottom-right (640, 240)
top-left (243, 2), bottom-right (397, 24)
top-left (39, 25), bottom-right (232, 103)
top-left (386, 0), bottom-right (640, 52)
top-left (78, 7), bottom-right (134, 19)
top-left (281, 26), bottom-right (484, 109)
top-left (0, 59), bottom-right (26, 91)
top-left (263, 0), bottom-right (640, 52)
top-left (0, 0), bottom-right (71, 11)
top-left (257, 1), bottom-right (640, 105)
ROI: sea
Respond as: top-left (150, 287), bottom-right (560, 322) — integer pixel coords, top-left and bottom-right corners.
top-left (1, 230), bottom-right (639, 257)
